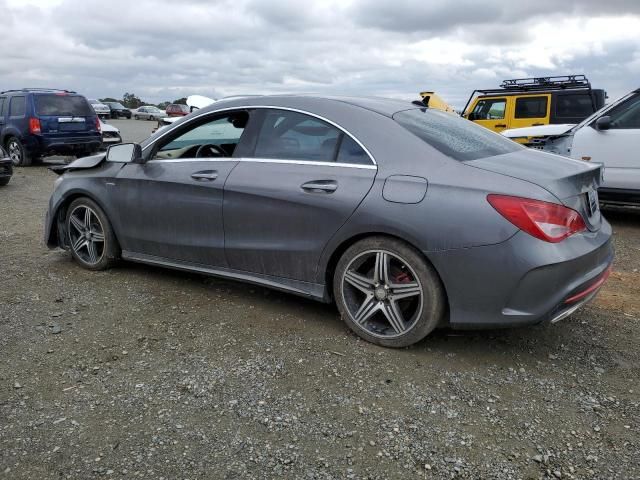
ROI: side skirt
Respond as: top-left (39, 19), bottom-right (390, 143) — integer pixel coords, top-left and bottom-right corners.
top-left (121, 250), bottom-right (329, 302)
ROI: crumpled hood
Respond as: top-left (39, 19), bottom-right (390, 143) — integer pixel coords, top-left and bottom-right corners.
top-left (49, 153), bottom-right (106, 175)
top-left (502, 124), bottom-right (575, 138)
top-left (187, 95), bottom-right (216, 110)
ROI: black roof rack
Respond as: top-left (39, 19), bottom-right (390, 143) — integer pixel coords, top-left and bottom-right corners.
top-left (500, 75), bottom-right (590, 90)
top-left (0, 88), bottom-right (76, 94)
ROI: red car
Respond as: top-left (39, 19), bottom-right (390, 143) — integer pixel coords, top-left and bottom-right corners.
top-left (165, 104), bottom-right (190, 117)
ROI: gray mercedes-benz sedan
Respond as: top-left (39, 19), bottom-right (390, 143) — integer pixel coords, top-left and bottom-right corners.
top-left (45, 95), bottom-right (613, 347)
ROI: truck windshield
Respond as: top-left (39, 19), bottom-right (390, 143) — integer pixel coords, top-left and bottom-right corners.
top-left (35, 95), bottom-right (93, 116)
top-left (393, 108), bottom-right (521, 161)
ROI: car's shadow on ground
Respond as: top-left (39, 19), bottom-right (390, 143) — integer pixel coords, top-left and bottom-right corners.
top-left (72, 256), bottom-right (578, 363)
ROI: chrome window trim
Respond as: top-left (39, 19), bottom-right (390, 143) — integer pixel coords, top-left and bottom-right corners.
top-left (146, 157), bottom-right (376, 170)
top-left (143, 105), bottom-right (378, 166)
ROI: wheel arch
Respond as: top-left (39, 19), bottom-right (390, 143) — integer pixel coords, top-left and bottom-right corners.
top-left (48, 190), bottom-right (121, 250)
top-left (322, 232), bottom-right (450, 321)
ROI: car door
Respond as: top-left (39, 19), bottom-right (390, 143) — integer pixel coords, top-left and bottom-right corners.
top-left (223, 108), bottom-right (377, 283)
top-left (510, 94), bottom-right (550, 129)
top-left (571, 92), bottom-right (640, 190)
top-left (467, 97), bottom-right (510, 132)
top-left (113, 109), bottom-right (254, 267)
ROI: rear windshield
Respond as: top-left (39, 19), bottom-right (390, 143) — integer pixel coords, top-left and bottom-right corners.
top-left (393, 108), bottom-right (521, 161)
top-left (35, 95), bottom-right (93, 116)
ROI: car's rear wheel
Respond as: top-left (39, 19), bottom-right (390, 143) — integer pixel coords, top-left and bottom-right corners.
top-left (65, 198), bottom-right (119, 271)
top-left (6, 137), bottom-right (32, 167)
top-left (0, 178), bottom-right (10, 186)
top-left (333, 237), bottom-right (445, 348)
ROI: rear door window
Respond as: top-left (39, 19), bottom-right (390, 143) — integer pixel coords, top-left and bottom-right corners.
top-left (336, 135), bottom-right (371, 165)
top-left (394, 108), bottom-right (521, 161)
top-left (35, 95), bottom-right (93, 116)
top-left (9, 97), bottom-right (26, 117)
top-left (0, 97), bottom-right (5, 116)
top-left (254, 110), bottom-right (341, 162)
top-left (555, 94), bottom-right (594, 119)
top-left (515, 96), bottom-right (548, 118)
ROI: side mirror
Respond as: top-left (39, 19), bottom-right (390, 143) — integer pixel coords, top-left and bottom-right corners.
top-left (595, 116), bottom-right (611, 131)
top-left (467, 112), bottom-right (477, 121)
top-left (106, 143), bottom-right (143, 163)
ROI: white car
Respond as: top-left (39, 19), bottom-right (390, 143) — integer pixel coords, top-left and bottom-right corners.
top-left (503, 88), bottom-right (640, 206)
top-left (89, 99), bottom-right (111, 118)
top-left (134, 106), bottom-right (167, 121)
top-left (99, 119), bottom-right (122, 149)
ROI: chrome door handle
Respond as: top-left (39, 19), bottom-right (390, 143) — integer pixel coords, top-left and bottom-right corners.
top-left (301, 180), bottom-right (338, 193)
top-left (191, 170), bottom-right (218, 181)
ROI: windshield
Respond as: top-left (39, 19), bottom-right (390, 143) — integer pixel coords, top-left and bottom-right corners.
top-left (35, 94), bottom-right (93, 116)
top-left (571, 90), bottom-right (639, 132)
top-left (393, 108), bottom-right (521, 161)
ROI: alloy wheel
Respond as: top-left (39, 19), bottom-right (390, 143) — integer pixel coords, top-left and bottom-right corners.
top-left (341, 249), bottom-right (423, 338)
top-left (7, 140), bottom-right (22, 166)
top-left (68, 205), bottom-right (106, 265)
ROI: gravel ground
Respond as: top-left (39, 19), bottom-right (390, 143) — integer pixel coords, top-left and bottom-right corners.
top-left (1, 133), bottom-right (639, 479)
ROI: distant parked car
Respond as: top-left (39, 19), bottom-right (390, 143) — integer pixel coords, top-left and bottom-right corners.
top-left (0, 88), bottom-right (102, 166)
top-left (134, 106), bottom-right (166, 121)
top-left (104, 102), bottom-right (132, 119)
top-left (166, 103), bottom-right (190, 117)
top-left (503, 88), bottom-right (640, 206)
top-left (0, 145), bottom-right (12, 185)
top-left (89, 99), bottom-right (111, 119)
top-left (46, 95), bottom-right (612, 348)
top-left (99, 119), bottom-right (121, 149)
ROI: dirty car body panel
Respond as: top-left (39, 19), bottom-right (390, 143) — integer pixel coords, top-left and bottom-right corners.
top-left (46, 95), bottom-right (613, 330)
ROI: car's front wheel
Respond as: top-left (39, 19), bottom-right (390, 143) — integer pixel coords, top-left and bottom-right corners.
top-left (333, 237), bottom-right (446, 348)
top-left (65, 198), bottom-right (119, 271)
top-left (0, 178), bottom-right (10, 186)
top-left (134, 115), bottom-right (139, 120)
top-left (6, 137), bottom-right (32, 167)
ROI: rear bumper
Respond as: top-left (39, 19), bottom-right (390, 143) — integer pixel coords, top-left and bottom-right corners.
top-left (24, 134), bottom-right (103, 156)
top-left (428, 219), bottom-right (614, 329)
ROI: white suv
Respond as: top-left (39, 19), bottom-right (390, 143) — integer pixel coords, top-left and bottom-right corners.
top-left (503, 88), bottom-right (640, 206)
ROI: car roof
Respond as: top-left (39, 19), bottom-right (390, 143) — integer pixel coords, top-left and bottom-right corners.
top-left (198, 94), bottom-right (416, 117)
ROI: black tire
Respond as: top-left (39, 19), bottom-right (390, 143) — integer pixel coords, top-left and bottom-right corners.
top-left (6, 137), bottom-right (32, 167)
top-left (65, 197), bottom-right (119, 271)
top-left (0, 177), bottom-right (10, 186)
top-left (134, 115), bottom-right (139, 120)
top-left (333, 236), bottom-right (446, 348)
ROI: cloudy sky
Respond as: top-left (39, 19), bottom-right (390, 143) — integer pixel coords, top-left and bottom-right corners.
top-left (1, 0), bottom-right (639, 108)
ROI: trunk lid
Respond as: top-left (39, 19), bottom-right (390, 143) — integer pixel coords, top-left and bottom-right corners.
top-left (468, 149), bottom-right (603, 230)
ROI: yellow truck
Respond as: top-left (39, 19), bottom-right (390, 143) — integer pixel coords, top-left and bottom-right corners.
top-left (460, 75), bottom-right (606, 134)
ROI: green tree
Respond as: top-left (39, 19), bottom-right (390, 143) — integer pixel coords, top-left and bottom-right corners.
top-left (99, 97), bottom-right (118, 103)
top-left (122, 92), bottom-right (144, 109)
top-left (172, 97), bottom-right (188, 105)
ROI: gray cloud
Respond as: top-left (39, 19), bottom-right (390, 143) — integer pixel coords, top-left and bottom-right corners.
top-left (0, 0), bottom-right (638, 107)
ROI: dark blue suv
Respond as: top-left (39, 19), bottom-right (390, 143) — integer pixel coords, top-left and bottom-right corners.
top-left (0, 89), bottom-right (102, 166)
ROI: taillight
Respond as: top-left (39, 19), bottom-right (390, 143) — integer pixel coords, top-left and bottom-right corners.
top-left (29, 117), bottom-right (41, 134)
top-left (487, 194), bottom-right (586, 243)
top-left (95, 117), bottom-right (101, 133)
